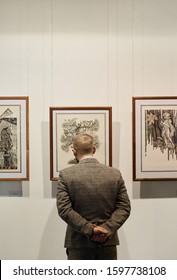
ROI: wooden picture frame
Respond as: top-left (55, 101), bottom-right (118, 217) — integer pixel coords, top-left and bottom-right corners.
top-left (133, 96), bottom-right (177, 181)
top-left (50, 107), bottom-right (112, 181)
top-left (0, 96), bottom-right (29, 180)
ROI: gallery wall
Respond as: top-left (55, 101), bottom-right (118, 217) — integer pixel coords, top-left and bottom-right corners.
top-left (0, 0), bottom-right (177, 259)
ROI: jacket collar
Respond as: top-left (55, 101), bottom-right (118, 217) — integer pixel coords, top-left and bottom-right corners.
top-left (79, 158), bottom-right (99, 164)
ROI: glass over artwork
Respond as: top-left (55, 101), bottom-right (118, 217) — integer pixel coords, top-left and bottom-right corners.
top-left (50, 107), bottom-right (112, 181)
top-left (133, 97), bottom-right (177, 180)
top-left (0, 105), bottom-right (20, 171)
top-left (0, 97), bottom-right (29, 180)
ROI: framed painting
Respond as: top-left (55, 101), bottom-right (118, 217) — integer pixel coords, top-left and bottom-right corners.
top-left (133, 96), bottom-right (177, 181)
top-left (50, 107), bottom-right (112, 181)
top-left (0, 96), bottom-right (29, 180)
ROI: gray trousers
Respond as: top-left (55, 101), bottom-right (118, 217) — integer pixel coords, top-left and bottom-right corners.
top-left (67, 246), bottom-right (117, 260)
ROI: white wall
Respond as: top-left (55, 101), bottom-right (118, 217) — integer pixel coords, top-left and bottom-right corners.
top-left (0, 0), bottom-right (177, 260)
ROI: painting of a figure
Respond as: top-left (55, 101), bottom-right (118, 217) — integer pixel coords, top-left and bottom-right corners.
top-left (145, 109), bottom-right (177, 160)
top-left (50, 107), bottom-right (112, 181)
top-left (133, 97), bottom-right (177, 180)
top-left (0, 97), bottom-right (29, 181)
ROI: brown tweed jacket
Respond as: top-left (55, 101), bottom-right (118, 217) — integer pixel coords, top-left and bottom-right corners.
top-left (56, 158), bottom-right (131, 248)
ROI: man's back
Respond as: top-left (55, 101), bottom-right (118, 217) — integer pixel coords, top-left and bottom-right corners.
top-left (60, 158), bottom-right (122, 223)
top-left (56, 133), bottom-right (130, 259)
top-left (57, 158), bottom-right (130, 248)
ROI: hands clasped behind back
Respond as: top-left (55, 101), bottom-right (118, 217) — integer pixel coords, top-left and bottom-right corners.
top-left (91, 225), bottom-right (110, 243)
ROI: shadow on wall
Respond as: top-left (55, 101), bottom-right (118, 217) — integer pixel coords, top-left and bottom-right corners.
top-left (133, 180), bottom-right (177, 199)
top-left (0, 181), bottom-right (29, 197)
top-left (38, 204), bottom-right (67, 260)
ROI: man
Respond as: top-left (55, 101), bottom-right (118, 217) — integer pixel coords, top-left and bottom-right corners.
top-left (56, 133), bottom-right (131, 260)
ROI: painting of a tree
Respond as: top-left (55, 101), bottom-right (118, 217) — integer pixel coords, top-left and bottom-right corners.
top-left (60, 118), bottom-right (100, 152)
top-left (50, 107), bottom-right (112, 180)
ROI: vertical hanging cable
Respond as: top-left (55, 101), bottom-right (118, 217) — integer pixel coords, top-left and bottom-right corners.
top-left (51, 0), bottom-right (54, 105)
top-left (27, 0), bottom-right (29, 99)
top-left (107, 0), bottom-right (110, 105)
top-left (141, 0), bottom-right (144, 96)
top-left (18, 0), bottom-right (20, 96)
top-left (116, 0), bottom-right (119, 121)
top-left (132, 0), bottom-right (134, 98)
top-left (42, 0), bottom-right (45, 119)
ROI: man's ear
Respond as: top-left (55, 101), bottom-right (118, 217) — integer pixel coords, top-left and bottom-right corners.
top-left (93, 146), bottom-right (96, 154)
top-left (72, 148), bottom-right (77, 157)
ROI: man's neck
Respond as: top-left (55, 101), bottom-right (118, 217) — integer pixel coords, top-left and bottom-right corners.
top-left (79, 154), bottom-right (93, 161)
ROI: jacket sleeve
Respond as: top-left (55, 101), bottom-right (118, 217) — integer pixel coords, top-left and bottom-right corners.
top-left (56, 171), bottom-right (93, 238)
top-left (101, 173), bottom-right (131, 236)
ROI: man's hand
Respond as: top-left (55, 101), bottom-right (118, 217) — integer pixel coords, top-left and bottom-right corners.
top-left (91, 225), bottom-right (109, 243)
